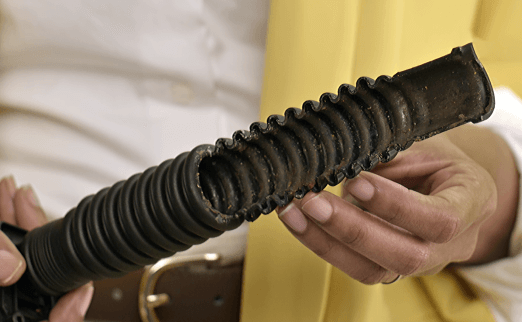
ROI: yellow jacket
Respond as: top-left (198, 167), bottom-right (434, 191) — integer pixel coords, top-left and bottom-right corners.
top-left (241, 0), bottom-right (522, 321)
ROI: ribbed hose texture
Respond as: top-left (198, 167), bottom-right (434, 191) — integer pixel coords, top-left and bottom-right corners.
top-left (21, 43), bottom-right (494, 296)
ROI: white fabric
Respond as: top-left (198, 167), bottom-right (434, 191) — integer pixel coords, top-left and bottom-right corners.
top-left (459, 87), bottom-right (522, 322)
top-left (0, 0), bottom-right (269, 263)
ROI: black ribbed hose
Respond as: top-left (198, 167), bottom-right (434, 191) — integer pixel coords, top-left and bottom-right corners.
top-left (18, 43), bottom-right (494, 298)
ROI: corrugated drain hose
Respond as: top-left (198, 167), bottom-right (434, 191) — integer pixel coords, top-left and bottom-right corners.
top-left (0, 43), bottom-right (494, 322)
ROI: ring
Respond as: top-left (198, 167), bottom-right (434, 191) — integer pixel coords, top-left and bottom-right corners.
top-left (382, 274), bottom-right (402, 285)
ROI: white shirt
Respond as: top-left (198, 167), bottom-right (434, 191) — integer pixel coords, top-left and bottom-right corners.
top-left (459, 87), bottom-right (522, 322)
top-left (0, 0), bottom-right (269, 263)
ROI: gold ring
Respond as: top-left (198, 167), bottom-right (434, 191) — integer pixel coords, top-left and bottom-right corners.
top-left (382, 274), bottom-right (402, 285)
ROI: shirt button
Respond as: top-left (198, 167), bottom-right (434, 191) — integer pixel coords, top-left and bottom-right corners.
top-left (171, 82), bottom-right (194, 105)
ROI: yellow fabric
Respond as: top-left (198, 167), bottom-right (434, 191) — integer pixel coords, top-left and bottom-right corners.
top-left (242, 0), bottom-right (522, 321)
top-left (473, 0), bottom-right (522, 96)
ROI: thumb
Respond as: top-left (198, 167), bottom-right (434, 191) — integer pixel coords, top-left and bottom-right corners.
top-left (0, 231), bottom-right (26, 286)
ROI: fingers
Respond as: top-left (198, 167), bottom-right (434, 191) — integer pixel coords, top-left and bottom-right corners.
top-left (343, 172), bottom-right (462, 243)
top-left (0, 176), bottom-right (47, 287)
top-left (14, 186), bottom-right (48, 230)
top-left (278, 170), bottom-right (490, 282)
top-left (0, 176), bottom-right (27, 286)
top-left (0, 232), bottom-right (26, 286)
top-left (277, 135), bottom-right (497, 282)
top-left (277, 202), bottom-right (399, 284)
top-left (1, 176), bottom-right (48, 230)
top-left (291, 191), bottom-right (434, 276)
top-left (48, 283), bottom-right (94, 322)
top-left (0, 176), bottom-right (17, 224)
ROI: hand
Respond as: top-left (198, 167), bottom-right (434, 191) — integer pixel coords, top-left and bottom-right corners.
top-left (277, 132), bottom-right (501, 284)
top-left (0, 176), bottom-right (94, 321)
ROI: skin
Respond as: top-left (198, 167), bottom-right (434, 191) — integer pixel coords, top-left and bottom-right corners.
top-left (0, 177), bottom-right (93, 322)
top-left (278, 125), bottom-right (519, 284)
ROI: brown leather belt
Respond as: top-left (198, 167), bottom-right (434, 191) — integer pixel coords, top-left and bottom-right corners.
top-left (86, 254), bottom-right (243, 322)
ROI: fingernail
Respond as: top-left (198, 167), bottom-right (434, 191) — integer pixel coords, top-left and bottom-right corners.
top-left (2, 176), bottom-right (16, 197)
top-left (21, 185), bottom-right (40, 208)
top-left (0, 250), bottom-right (23, 285)
top-left (278, 203), bottom-right (308, 233)
top-left (302, 195), bottom-right (332, 223)
top-left (344, 176), bottom-right (375, 201)
top-left (77, 283), bottom-right (94, 317)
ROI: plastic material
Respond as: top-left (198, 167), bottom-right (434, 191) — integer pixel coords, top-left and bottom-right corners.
top-left (0, 43), bottom-right (494, 322)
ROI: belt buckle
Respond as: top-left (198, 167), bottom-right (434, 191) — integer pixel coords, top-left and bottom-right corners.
top-left (138, 253), bottom-right (220, 322)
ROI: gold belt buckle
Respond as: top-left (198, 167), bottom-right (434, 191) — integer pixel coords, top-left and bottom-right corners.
top-left (138, 253), bottom-right (220, 322)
